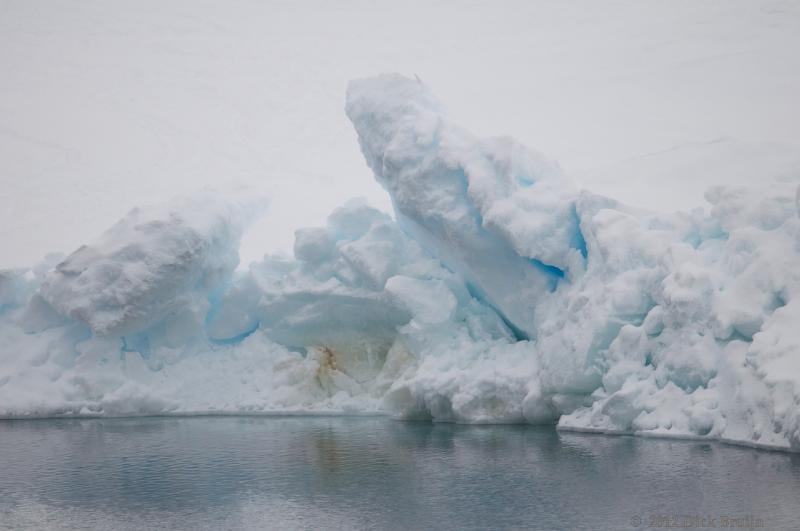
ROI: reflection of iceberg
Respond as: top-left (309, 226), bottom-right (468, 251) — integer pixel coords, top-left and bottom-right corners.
top-left (1, 75), bottom-right (799, 452)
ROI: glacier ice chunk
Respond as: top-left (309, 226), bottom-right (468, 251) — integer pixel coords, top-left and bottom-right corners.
top-left (346, 74), bottom-right (585, 337)
top-left (30, 193), bottom-right (253, 336)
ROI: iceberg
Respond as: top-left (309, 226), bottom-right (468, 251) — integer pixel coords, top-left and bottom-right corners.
top-left (0, 75), bottom-right (798, 452)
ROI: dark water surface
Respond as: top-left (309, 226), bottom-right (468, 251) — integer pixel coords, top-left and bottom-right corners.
top-left (1, 416), bottom-right (798, 530)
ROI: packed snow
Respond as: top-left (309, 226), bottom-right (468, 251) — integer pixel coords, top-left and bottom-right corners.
top-left (1, 75), bottom-right (799, 452)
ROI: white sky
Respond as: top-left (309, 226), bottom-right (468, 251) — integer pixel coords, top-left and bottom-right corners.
top-left (1, 0), bottom-right (799, 268)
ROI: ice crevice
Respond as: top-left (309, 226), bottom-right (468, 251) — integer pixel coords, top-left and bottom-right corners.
top-left (0, 74), bottom-right (799, 451)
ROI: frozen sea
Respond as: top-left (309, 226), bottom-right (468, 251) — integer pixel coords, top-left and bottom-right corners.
top-left (1, 417), bottom-right (799, 530)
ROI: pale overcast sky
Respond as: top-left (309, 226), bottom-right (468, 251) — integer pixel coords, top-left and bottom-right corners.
top-left (2, 0), bottom-right (799, 268)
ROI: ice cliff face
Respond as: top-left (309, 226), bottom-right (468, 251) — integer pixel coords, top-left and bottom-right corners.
top-left (1, 75), bottom-right (799, 451)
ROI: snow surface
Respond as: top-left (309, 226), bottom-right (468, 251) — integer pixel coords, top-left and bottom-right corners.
top-left (1, 74), bottom-right (799, 452)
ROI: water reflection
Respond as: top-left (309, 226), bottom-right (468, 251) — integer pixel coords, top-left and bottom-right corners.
top-left (0, 417), bottom-right (798, 530)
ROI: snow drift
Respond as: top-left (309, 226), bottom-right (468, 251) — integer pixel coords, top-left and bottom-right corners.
top-left (1, 75), bottom-right (799, 451)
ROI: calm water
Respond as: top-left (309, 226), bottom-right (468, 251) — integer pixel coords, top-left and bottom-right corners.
top-left (1, 417), bottom-right (799, 530)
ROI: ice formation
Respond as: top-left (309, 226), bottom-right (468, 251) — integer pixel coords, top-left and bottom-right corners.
top-left (1, 75), bottom-right (799, 451)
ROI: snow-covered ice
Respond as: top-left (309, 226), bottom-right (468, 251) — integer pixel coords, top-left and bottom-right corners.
top-left (1, 75), bottom-right (799, 452)
top-left (24, 193), bottom-right (257, 337)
